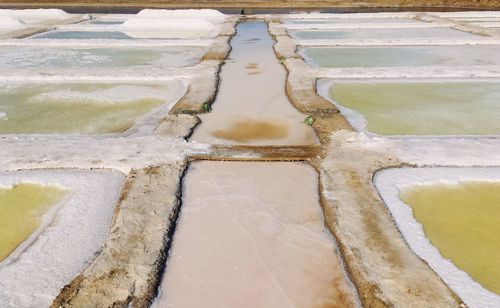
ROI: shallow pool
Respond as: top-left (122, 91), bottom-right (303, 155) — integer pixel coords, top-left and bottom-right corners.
top-left (323, 80), bottom-right (500, 136)
top-left (0, 183), bottom-right (68, 263)
top-left (191, 21), bottom-right (317, 145)
top-left (284, 17), bottom-right (418, 24)
top-left (300, 45), bottom-right (500, 67)
top-left (32, 30), bottom-right (134, 39)
top-left (0, 45), bottom-right (205, 69)
top-left (292, 27), bottom-right (477, 40)
top-left (0, 81), bottom-right (183, 134)
top-left (154, 161), bottom-right (355, 307)
top-left (400, 182), bottom-right (500, 295)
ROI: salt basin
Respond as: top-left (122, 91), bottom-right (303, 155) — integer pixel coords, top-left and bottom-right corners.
top-left (320, 79), bottom-right (500, 136)
top-left (291, 27), bottom-right (477, 40)
top-left (191, 21), bottom-right (317, 145)
top-left (121, 18), bottom-right (219, 39)
top-left (300, 45), bottom-right (500, 68)
top-left (400, 182), bottom-right (500, 295)
top-left (0, 80), bottom-right (185, 135)
top-left (0, 183), bottom-right (68, 263)
top-left (154, 161), bottom-right (356, 308)
top-left (283, 17), bottom-right (418, 24)
top-left (0, 45), bottom-right (206, 69)
top-left (0, 170), bottom-right (124, 308)
top-left (375, 167), bottom-right (500, 308)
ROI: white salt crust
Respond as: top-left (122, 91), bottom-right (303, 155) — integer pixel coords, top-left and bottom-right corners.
top-left (0, 169), bottom-right (125, 308)
top-left (374, 167), bottom-right (500, 308)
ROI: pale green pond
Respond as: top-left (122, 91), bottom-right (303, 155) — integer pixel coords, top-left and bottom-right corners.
top-left (328, 81), bottom-right (500, 135)
top-left (0, 46), bottom-right (205, 69)
top-left (400, 182), bottom-right (500, 294)
top-left (284, 17), bottom-right (417, 24)
top-left (0, 82), bottom-right (179, 134)
top-left (292, 27), bottom-right (477, 40)
top-left (301, 45), bottom-right (500, 67)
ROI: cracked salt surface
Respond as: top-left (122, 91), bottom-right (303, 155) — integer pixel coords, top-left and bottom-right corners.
top-left (0, 170), bottom-right (125, 308)
top-left (375, 167), bottom-right (500, 308)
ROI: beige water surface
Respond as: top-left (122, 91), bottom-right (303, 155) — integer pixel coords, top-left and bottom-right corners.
top-left (154, 161), bottom-right (355, 307)
top-left (191, 21), bottom-right (317, 145)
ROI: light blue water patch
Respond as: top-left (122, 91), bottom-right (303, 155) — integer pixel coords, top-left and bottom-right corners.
top-left (292, 27), bottom-right (477, 40)
top-left (301, 45), bottom-right (500, 67)
top-left (91, 20), bottom-right (125, 25)
top-left (32, 30), bottom-right (133, 39)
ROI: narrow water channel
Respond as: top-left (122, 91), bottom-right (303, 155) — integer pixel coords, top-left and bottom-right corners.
top-left (190, 21), bottom-right (318, 145)
top-left (154, 161), bottom-right (355, 307)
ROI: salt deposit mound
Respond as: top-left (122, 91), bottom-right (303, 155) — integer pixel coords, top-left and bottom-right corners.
top-left (121, 18), bottom-right (218, 39)
top-left (0, 16), bottom-right (25, 30)
top-left (136, 9), bottom-right (226, 24)
top-left (0, 9), bottom-right (70, 24)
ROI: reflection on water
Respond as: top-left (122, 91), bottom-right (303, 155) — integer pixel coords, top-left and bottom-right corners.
top-left (400, 182), bottom-right (500, 294)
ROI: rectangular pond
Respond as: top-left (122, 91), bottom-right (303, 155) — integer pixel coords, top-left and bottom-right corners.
top-left (300, 45), bottom-right (500, 68)
top-left (154, 161), bottom-right (356, 307)
top-left (283, 17), bottom-right (419, 24)
top-left (0, 45), bottom-right (206, 69)
top-left (375, 167), bottom-right (500, 307)
top-left (0, 170), bottom-right (124, 308)
top-left (320, 79), bottom-right (500, 136)
top-left (191, 21), bottom-right (318, 145)
top-left (291, 27), bottom-right (477, 40)
top-left (0, 80), bottom-right (184, 135)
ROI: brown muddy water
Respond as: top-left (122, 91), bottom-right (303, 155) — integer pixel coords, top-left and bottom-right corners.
top-left (153, 161), bottom-right (356, 307)
top-left (190, 21), bottom-right (318, 145)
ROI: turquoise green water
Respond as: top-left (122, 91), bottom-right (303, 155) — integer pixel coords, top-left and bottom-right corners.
top-left (329, 81), bottom-right (500, 135)
top-left (292, 27), bottom-right (476, 40)
top-left (0, 83), bottom-right (170, 134)
top-left (302, 46), bottom-right (500, 67)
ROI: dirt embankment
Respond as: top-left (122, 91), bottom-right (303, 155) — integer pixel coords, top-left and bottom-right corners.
top-left (1, 0), bottom-right (500, 10)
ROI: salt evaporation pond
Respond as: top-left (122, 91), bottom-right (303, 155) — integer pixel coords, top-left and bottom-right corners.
top-left (32, 30), bottom-right (136, 39)
top-left (191, 21), bottom-right (317, 145)
top-left (321, 80), bottom-right (500, 136)
top-left (0, 45), bottom-right (206, 69)
top-left (400, 182), bottom-right (500, 295)
top-left (154, 161), bottom-right (356, 307)
top-left (300, 45), bottom-right (500, 68)
top-left (0, 170), bottom-right (124, 308)
top-left (375, 167), bottom-right (500, 307)
top-left (0, 184), bottom-right (68, 263)
top-left (284, 17), bottom-right (418, 24)
top-left (292, 27), bottom-right (477, 40)
top-left (0, 81), bottom-right (184, 134)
